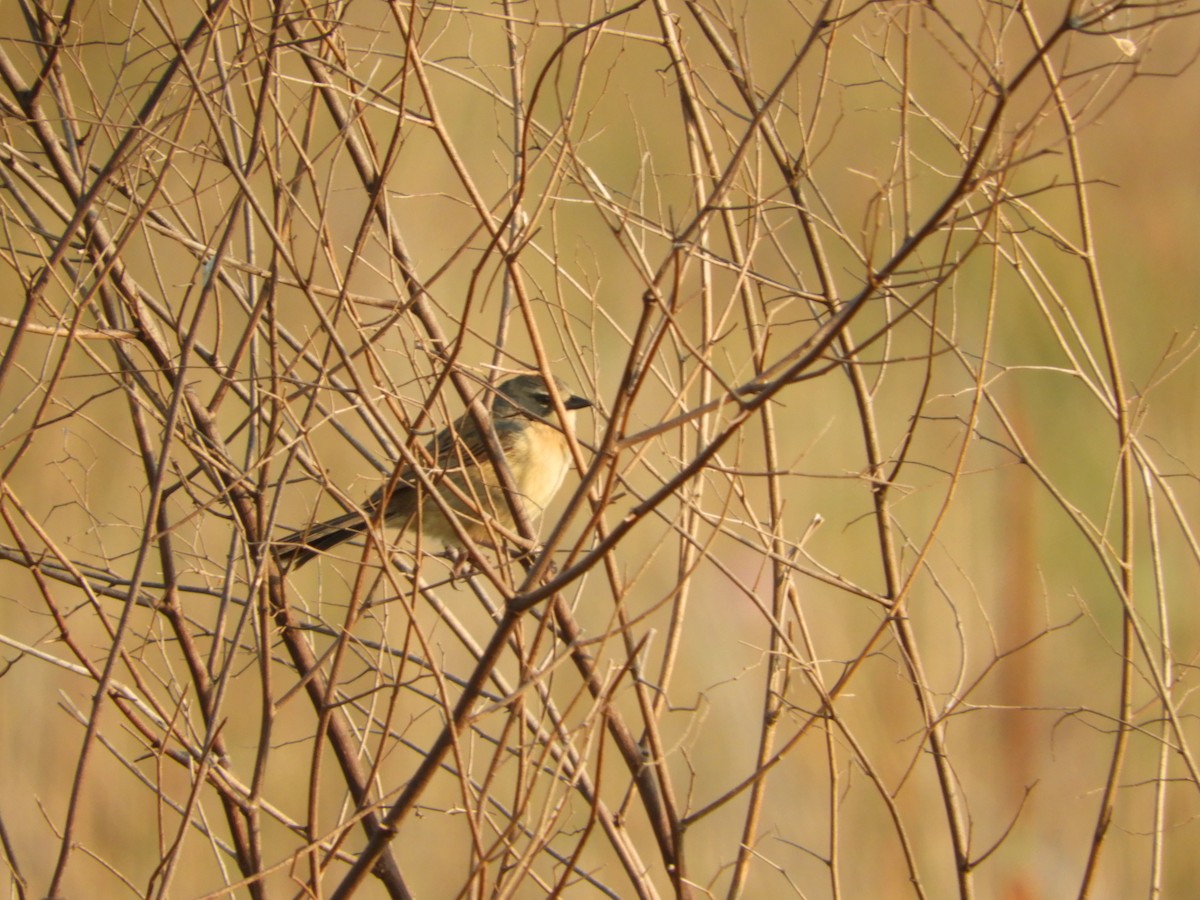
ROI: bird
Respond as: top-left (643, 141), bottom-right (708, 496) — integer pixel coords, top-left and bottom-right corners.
top-left (276, 373), bottom-right (592, 568)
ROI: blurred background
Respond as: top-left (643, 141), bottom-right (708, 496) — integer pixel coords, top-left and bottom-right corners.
top-left (1, 1), bottom-right (1199, 897)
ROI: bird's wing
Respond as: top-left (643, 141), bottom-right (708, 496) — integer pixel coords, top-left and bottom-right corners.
top-left (431, 411), bottom-right (522, 472)
top-left (361, 413), bottom-right (518, 508)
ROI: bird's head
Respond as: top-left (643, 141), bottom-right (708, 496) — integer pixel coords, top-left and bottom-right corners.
top-left (494, 373), bottom-right (591, 421)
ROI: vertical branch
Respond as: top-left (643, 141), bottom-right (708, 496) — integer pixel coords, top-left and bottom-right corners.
top-left (1018, 7), bottom-right (1136, 893)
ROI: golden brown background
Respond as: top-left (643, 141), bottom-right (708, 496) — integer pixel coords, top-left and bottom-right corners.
top-left (1, 2), bottom-right (1199, 897)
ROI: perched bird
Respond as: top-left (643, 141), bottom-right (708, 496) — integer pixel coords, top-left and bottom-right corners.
top-left (277, 373), bottom-right (591, 568)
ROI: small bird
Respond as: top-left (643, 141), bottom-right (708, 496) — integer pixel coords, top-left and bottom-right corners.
top-left (277, 373), bottom-right (591, 568)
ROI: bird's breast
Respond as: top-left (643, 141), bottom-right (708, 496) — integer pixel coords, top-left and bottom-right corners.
top-left (507, 421), bottom-right (572, 514)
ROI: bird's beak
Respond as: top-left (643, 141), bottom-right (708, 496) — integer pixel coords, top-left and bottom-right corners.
top-left (564, 394), bottom-right (592, 410)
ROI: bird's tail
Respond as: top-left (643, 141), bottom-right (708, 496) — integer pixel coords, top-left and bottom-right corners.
top-left (275, 511), bottom-right (368, 569)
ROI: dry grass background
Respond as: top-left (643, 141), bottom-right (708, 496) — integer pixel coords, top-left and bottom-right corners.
top-left (1, 1), bottom-right (1200, 897)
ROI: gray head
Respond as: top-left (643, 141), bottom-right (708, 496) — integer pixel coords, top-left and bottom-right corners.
top-left (494, 374), bottom-right (591, 419)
